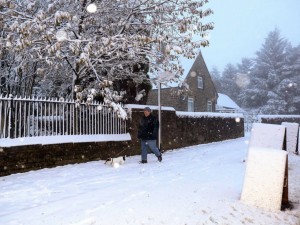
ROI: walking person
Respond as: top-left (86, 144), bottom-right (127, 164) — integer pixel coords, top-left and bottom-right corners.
top-left (137, 107), bottom-right (162, 163)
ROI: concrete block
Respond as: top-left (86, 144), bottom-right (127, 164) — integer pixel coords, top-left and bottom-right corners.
top-left (249, 123), bottom-right (286, 150)
top-left (241, 147), bottom-right (287, 211)
top-left (281, 122), bottom-right (299, 153)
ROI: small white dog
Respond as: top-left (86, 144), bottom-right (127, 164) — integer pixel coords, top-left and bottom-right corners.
top-left (104, 156), bottom-right (126, 167)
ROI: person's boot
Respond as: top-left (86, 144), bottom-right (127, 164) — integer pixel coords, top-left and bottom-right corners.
top-left (158, 154), bottom-right (162, 162)
top-left (139, 160), bottom-right (147, 164)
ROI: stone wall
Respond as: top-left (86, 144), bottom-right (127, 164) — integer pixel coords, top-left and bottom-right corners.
top-left (0, 108), bottom-right (244, 176)
top-left (259, 115), bottom-right (300, 125)
top-left (0, 141), bottom-right (131, 176)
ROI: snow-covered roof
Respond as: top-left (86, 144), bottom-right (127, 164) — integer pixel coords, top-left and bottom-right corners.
top-left (217, 93), bottom-right (241, 110)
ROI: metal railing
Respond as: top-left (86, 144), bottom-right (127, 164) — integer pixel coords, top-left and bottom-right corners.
top-left (0, 94), bottom-right (127, 139)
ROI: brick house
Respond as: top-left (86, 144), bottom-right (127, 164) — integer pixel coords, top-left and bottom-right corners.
top-left (147, 51), bottom-right (218, 112)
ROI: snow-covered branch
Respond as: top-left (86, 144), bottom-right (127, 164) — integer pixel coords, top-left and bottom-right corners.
top-left (0, 0), bottom-right (214, 115)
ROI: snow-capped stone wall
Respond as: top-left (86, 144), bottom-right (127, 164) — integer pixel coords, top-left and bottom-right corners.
top-left (258, 115), bottom-right (300, 125)
top-left (0, 107), bottom-right (244, 176)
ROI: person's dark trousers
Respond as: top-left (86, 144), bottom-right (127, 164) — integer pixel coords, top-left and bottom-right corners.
top-left (141, 140), bottom-right (161, 161)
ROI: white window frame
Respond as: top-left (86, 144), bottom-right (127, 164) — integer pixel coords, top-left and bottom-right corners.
top-left (207, 100), bottom-right (212, 112)
top-left (197, 76), bottom-right (204, 89)
top-left (188, 97), bottom-right (194, 112)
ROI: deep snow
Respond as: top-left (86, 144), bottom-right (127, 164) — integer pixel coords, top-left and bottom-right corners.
top-left (0, 134), bottom-right (299, 225)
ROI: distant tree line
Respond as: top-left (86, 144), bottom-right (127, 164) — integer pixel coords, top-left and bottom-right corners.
top-left (211, 29), bottom-right (300, 114)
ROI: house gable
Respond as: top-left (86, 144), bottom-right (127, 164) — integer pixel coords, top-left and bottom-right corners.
top-left (147, 51), bottom-right (218, 112)
top-left (184, 51), bottom-right (218, 111)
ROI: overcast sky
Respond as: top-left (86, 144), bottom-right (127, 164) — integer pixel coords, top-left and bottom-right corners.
top-left (201, 0), bottom-right (300, 72)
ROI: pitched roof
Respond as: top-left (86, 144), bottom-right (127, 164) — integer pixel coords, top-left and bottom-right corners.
top-left (150, 50), bottom-right (211, 89)
top-left (217, 93), bottom-right (241, 110)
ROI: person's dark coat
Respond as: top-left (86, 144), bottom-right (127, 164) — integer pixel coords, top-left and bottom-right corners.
top-left (137, 113), bottom-right (159, 140)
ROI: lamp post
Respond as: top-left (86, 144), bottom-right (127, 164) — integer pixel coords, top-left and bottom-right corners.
top-left (158, 81), bottom-right (162, 149)
top-left (157, 71), bottom-right (175, 150)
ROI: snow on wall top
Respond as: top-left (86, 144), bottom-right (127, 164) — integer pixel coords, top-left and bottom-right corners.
top-left (258, 115), bottom-right (300, 120)
top-left (0, 134), bottom-right (131, 148)
top-left (176, 111), bottom-right (244, 119)
top-left (125, 104), bottom-right (175, 111)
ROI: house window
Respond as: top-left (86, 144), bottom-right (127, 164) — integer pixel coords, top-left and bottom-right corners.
top-left (188, 97), bottom-right (194, 112)
top-left (207, 101), bottom-right (212, 112)
top-left (197, 76), bottom-right (203, 89)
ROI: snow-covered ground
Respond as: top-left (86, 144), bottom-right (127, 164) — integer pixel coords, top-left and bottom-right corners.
top-left (0, 133), bottom-right (299, 225)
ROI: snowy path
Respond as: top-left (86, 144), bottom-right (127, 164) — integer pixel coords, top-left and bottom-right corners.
top-left (0, 135), bottom-right (299, 225)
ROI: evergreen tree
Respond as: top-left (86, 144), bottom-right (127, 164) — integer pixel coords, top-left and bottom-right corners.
top-left (255, 28), bottom-right (288, 90)
top-left (235, 58), bottom-right (253, 106)
top-left (209, 66), bottom-right (222, 92)
top-left (219, 63), bottom-right (239, 102)
top-left (212, 28), bottom-right (299, 115)
top-left (241, 29), bottom-right (291, 113)
top-left (275, 44), bottom-right (300, 114)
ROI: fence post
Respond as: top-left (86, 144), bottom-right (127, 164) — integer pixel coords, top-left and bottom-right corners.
top-left (8, 94), bottom-right (14, 138)
top-left (75, 105), bottom-right (79, 135)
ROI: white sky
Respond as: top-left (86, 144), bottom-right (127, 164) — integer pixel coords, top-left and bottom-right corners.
top-left (201, 0), bottom-right (300, 72)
